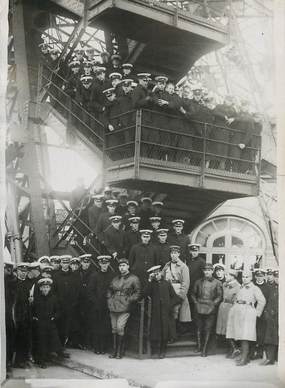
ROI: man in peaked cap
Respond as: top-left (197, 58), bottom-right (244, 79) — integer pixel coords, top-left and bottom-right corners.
top-left (38, 256), bottom-right (51, 269)
top-left (122, 63), bottom-right (134, 79)
top-left (104, 215), bottom-right (126, 262)
top-left (149, 216), bottom-right (162, 244)
top-left (88, 255), bottom-right (114, 354)
top-left (144, 264), bottom-right (181, 359)
top-left (186, 243), bottom-right (205, 294)
top-left (109, 53), bottom-right (122, 74)
top-left (116, 192), bottom-right (129, 217)
top-left (107, 257), bottom-right (141, 359)
top-left (88, 194), bottom-right (104, 234)
top-left (50, 256), bottom-right (61, 273)
top-left (14, 263), bottom-right (32, 368)
top-left (162, 245), bottom-right (191, 341)
top-left (192, 262), bottom-right (223, 357)
top-left (124, 200), bottom-right (139, 227)
top-left (132, 73), bottom-right (152, 109)
top-left (213, 263), bottom-right (226, 283)
top-left (154, 228), bottom-right (171, 267)
top-left (168, 219), bottom-right (189, 263)
top-left (123, 216), bottom-right (141, 257)
top-left (116, 79), bottom-right (135, 148)
top-left (90, 66), bottom-right (108, 119)
top-left (138, 197), bottom-right (154, 229)
top-left (96, 199), bottom-right (118, 244)
top-left (129, 229), bottom-right (159, 288)
top-left (76, 75), bottom-right (94, 117)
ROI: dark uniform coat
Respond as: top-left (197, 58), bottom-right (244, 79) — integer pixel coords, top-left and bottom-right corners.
top-left (88, 204), bottom-right (103, 232)
top-left (96, 211), bottom-right (113, 243)
top-left (144, 279), bottom-right (181, 341)
top-left (129, 242), bottom-right (159, 287)
top-left (103, 224), bottom-right (126, 258)
top-left (155, 242), bottom-right (171, 267)
top-left (168, 232), bottom-right (189, 262)
top-left (255, 281), bottom-right (269, 345)
top-left (88, 268), bottom-right (115, 334)
top-left (263, 282), bottom-right (279, 346)
top-left (186, 255), bottom-right (206, 293)
top-left (124, 229), bottom-right (140, 257)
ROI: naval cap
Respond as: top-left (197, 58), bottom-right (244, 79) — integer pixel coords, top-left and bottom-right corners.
top-left (38, 277), bottom-right (53, 286)
top-left (147, 265), bottom-right (161, 274)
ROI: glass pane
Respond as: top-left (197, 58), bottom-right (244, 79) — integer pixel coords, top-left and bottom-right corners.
top-left (214, 218), bottom-right (227, 231)
top-left (230, 218), bottom-right (245, 233)
top-left (212, 254), bottom-right (225, 265)
top-left (213, 236), bottom-right (225, 247)
top-left (231, 236), bottom-right (244, 248)
top-left (196, 232), bottom-right (208, 247)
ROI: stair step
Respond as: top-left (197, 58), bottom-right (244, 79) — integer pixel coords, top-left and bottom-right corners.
top-left (167, 339), bottom-right (197, 348)
top-left (165, 348), bottom-right (200, 357)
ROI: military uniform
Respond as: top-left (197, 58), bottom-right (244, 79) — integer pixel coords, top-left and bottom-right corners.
top-left (103, 216), bottom-right (126, 259)
top-left (4, 263), bottom-right (17, 368)
top-left (88, 256), bottom-right (115, 353)
top-left (123, 217), bottom-right (141, 257)
top-left (168, 220), bottom-right (189, 262)
top-left (263, 279), bottom-right (279, 364)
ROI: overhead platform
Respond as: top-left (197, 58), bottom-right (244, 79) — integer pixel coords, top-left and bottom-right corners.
top-left (49, 0), bottom-right (229, 80)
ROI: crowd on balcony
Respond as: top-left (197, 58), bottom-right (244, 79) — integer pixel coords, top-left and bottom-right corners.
top-left (39, 43), bottom-right (262, 173)
top-left (4, 184), bottom-right (279, 371)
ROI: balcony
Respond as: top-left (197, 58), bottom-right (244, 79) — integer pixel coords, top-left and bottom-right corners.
top-left (104, 109), bottom-right (261, 200)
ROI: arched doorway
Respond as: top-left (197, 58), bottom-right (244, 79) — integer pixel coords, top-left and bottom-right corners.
top-left (191, 216), bottom-right (266, 271)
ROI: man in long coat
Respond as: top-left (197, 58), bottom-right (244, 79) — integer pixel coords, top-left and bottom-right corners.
top-left (262, 269), bottom-right (279, 365)
top-left (226, 270), bottom-right (266, 366)
top-left (144, 265), bottom-right (181, 358)
top-left (87, 255), bottom-right (115, 354)
top-left (162, 245), bottom-right (191, 341)
top-left (129, 229), bottom-right (158, 288)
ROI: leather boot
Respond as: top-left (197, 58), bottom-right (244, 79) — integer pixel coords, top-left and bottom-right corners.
top-left (226, 339), bottom-right (240, 359)
top-left (201, 331), bottom-right (211, 357)
top-left (236, 340), bottom-right (249, 366)
top-left (159, 341), bottom-right (167, 359)
top-left (109, 334), bottom-right (117, 358)
top-left (194, 330), bottom-right (202, 353)
top-left (116, 335), bottom-right (124, 359)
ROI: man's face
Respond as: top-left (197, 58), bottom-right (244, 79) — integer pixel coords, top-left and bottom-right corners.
top-left (40, 285), bottom-right (51, 296)
top-left (112, 78), bottom-right (120, 88)
top-left (71, 263), bottom-right (79, 272)
top-left (267, 273), bottom-right (274, 283)
top-left (216, 269), bottom-right (225, 279)
top-left (17, 268), bottom-right (27, 280)
top-left (158, 234), bottom-right (167, 243)
top-left (97, 72), bottom-right (105, 81)
top-left (151, 221), bottom-right (160, 230)
top-left (94, 199), bottom-right (103, 208)
top-left (193, 91), bottom-right (202, 102)
top-left (157, 81), bottom-right (165, 91)
top-left (141, 235), bottom-right (151, 245)
top-left (122, 84), bottom-right (131, 94)
top-left (51, 262), bottom-right (60, 271)
top-left (242, 273), bottom-right (252, 285)
top-left (255, 274), bottom-right (265, 283)
top-left (128, 205), bottom-right (136, 214)
top-left (274, 275), bottom-right (279, 285)
top-left (81, 261), bottom-right (90, 270)
top-left (154, 271), bottom-right (162, 281)
top-left (83, 82), bottom-right (91, 89)
top-left (107, 93), bottom-right (116, 102)
top-left (123, 68), bottom-right (131, 76)
top-left (107, 204), bottom-right (116, 214)
top-left (72, 67), bottom-right (80, 74)
top-left (4, 265), bottom-right (13, 276)
top-left (190, 250), bottom-right (198, 258)
top-left (204, 269), bottom-right (213, 278)
top-left (119, 262), bottom-right (129, 275)
top-left (131, 222), bottom-right (139, 232)
top-left (41, 271), bottom-right (52, 278)
top-left (174, 225), bottom-right (183, 234)
top-left (29, 269), bottom-right (41, 279)
top-left (99, 262), bottom-right (109, 272)
top-left (112, 58), bottom-right (120, 67)
top-left (166, 83), bottom-right (175, 95)
top-left (139, 78), bottom-right (148, 88)
top-left (61, 262), bottom-right (69, 271)
top-left (170, 251), bottom-right (179, 263)
top-left (112, 220), bottom-right (121, 230)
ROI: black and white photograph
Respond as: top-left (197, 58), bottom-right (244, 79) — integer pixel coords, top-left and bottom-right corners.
top-left (0, 1), bottom-right (284, 388)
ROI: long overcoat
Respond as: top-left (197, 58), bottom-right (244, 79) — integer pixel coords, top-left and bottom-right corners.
top-left (263, 282), bottom-right (279, 346)
top-left (216, 279), bottom-right (241, 336)
top-left (144, 279), bottom-right (181, 341)
top-left (226, 282), bottom-right (266, 341)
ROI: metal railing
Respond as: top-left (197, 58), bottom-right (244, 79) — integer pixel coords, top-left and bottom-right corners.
top-left (104, 109), bottom-right (262, 180)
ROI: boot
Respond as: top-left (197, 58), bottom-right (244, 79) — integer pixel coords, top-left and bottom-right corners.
top-left (109, 334), bottom-right (117, 358)
top-left (116, 335), bottom-right (124, 359)
top-left (226, 339), bottom-right (240, 359)
top-left (236, 340), bottom-right (249, 366)
top-left (194, 330), bottom-right (202, 353)
top-left (201, 331), bottom-right (211, 357)
top-left (151, 341), bottom-right (159, 359)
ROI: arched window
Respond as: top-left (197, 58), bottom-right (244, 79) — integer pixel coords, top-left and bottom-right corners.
top-left (191, 216), bottom-right (266, 271)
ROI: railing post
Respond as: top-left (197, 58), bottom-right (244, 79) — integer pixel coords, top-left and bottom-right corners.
top-left (134, 109), bottom-right (142, 179)
top-left (138, 299), bottom-right (145, 359)
top-left (200, 123), bottom-right (207, 187)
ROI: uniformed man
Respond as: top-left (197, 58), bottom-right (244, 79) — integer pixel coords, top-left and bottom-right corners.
top-left (123, 216), bottom-right (141, 257)
top-left (162, 245), bottom-right (191, 341)
top-left (102, 186), bottom-right (114, 208)
top-left (154, 228), bottom-right (171, 267)
top-left (76, 75), bottom-right (94, 128)
top-left (152, 201), bottom-right (164, 219)
top-left (78, 254), bottom-right (95, 349)
top-left (116, 192), bottom-right (129, 216)
top-left (186, 244), bottom-right (205, 293)
top-left (107, 258), bottom-right (141, 359)
top-left (213, 263), bottom-right (226, 283)
top-left (4, 259), bottom-right (17, 370)
top-left (88, 255), bottom-right (115, 354)
top-left (14, 263), bottom-right (32, 368)
top-left (50, 256), bottom-right (61, 273)
top-left (96, 198), bottom-right (118, 243)
top-left (85, 47), bottom-right (96, 62)
top-left (90, 66), bottom-right (108, 120)
top-left (192, 263), bottom-right (223, 357)
top-left (168, 219), bottom-right (189, 262)
top-left (26, 262), bottom-right (42, 289)
top-left (138, 197), bottom-right (154, 229)
top-left (109, 53), bottom-right (122, 75)
top-left (129, 229), bottom-right (158, 288)
top-left (122, 63), bottom-right (134, 79)
top-left (38, 256), bottom-right (51, 270)
top-left (149, 216), bottom-right (162, 244)
top-left (261, 269), bottom-right (279, 365)
top-left (102, 87), bottom-right (120, 149)
top-left (64, 61), bottom-right (80, 99)
top-left (100, 51), bottom-right (111, 73)
top-left (124, 200), bottom-right (139, 227)
top-left (144, 265), bottom-right (181, 358)
top-left (226, 270), bottom-right (266, 366)
top-left (104, 215), bottom-right (126, 263)
top-left (253, 268), bottom-right (268, 359)
top-left (53, 255), bottom-right (80, 347)
top-left (88, 194), bottom-right (104, 234)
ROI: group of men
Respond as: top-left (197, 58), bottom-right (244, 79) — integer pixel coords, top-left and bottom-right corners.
top-left (4, 198), bottom-right (279, 368)
top-left (39, 44), bottom-right (261, 173)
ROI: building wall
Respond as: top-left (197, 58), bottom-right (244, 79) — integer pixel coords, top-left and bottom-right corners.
top-left (190, 196), bottom-right (277, 270)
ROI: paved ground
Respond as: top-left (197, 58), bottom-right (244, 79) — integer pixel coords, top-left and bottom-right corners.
top-left (55, 349), bottom-right (282, 388)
